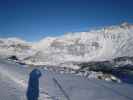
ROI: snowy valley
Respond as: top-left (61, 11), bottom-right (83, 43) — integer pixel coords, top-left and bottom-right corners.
top-left (0, 23), bottom-right (133, 67)
top-left (0, 23), bottom-right (133, 83)
top-left (0, 23), bottom-right (133, 100)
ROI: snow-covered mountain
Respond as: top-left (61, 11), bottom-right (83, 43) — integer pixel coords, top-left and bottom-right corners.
top-left (1, 23), bottom-right (133, 100)
top-left (0, 23), bottom-right (133, 69)
top-left (25, 22), bottom-right (133, 67)
top-left (0, 37), bottom-right (35, 60)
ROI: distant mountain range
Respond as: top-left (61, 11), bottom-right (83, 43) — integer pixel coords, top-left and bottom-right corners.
top-left (0, 22), bottom-right (133, 69)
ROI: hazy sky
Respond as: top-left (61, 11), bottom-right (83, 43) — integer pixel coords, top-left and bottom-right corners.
top-left (0, 0), bottom-right (133, 41)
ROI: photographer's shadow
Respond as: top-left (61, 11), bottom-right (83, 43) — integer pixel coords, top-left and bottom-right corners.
top-left (26, 69), bottom-right (42, 100)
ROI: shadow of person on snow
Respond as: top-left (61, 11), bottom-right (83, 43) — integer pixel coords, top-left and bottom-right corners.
top-left (26, 69), bottom-right (42, 100)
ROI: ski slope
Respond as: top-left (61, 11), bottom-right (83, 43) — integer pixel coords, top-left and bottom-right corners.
top-left (0, 59), bottom-right (133, 100)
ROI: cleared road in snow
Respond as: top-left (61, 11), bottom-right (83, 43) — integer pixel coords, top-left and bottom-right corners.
top-left (0, 59), bottom-right (133, 100)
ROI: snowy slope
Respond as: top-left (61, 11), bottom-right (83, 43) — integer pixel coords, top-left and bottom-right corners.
top-left (0, 58), bottom-right (133, 100)
top-left (0, 23), bottom-right (133, 69)
top-left (0, 37), bottom-right (36, 59)
top-left (25, 23), bottom-right (133, 67)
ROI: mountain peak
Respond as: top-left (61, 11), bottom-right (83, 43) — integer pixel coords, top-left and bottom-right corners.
top-left (120, 22), bottom-right (133, 28)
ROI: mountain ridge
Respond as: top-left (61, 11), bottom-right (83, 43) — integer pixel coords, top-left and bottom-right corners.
top-left (0, 23), bottom-right (133, 69)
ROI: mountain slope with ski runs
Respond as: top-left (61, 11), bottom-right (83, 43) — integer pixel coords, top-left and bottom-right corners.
top-left (0, 23), bottom-right (133, 69)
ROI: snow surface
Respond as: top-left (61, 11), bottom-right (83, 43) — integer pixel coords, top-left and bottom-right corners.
top-left (0, 58), bottom-right (133, 100)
